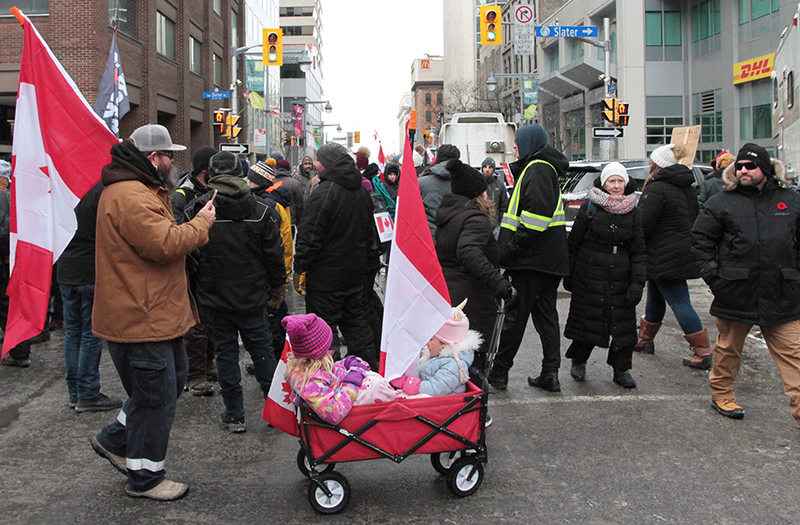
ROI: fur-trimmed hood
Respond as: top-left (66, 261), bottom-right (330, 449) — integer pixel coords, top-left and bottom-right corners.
top-left (420, 329), bottom-right (482, 384)
top-left (721, 157), bottom-right (787, 191)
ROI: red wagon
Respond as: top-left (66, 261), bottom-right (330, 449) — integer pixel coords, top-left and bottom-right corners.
top-left (296, 380), bottom-right (489, 513)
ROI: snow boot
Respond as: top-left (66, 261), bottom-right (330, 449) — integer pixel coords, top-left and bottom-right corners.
top-left (634, 317), bottom-right (661, 354)
top-left (682, 328), bottom-right (712, 370)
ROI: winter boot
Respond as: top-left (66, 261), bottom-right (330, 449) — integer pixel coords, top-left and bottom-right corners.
top-left (634, 317), bottom-right (661, 354)
top-left (527, 369), bottom-right (561, 392)
top-left (612, 368), bottom-right (637, 389)
top-left (682, 328), bottom-right (712, 370)
top-left (570, 360), bottom-right (586, 382)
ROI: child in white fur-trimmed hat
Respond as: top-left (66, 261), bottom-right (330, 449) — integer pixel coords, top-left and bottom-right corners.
top-left (391, 300), bottom-right (482, 397)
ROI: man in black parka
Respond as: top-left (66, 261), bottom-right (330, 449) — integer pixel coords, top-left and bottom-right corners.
top-left (490, 124), bottom-right (569, 392)
top-left (294, 143), bottom-right (378, 369)
top-left (692, 143), bottom-right (800, 425)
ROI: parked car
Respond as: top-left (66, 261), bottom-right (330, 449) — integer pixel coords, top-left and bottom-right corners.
top-left (560, 159), bottom-right (712, 232)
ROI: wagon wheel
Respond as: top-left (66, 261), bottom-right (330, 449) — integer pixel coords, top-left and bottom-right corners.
top-left (430, 450), bottom-right (463, 475)
top-left (296, 447), bottom-right (336, 478)
top-left (308, 472), bottom-right (350, 514)
top-left (446, 457), bottom-right (484, 497)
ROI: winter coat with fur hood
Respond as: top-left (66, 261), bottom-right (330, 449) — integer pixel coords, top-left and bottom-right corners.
top-left (418, 330), bottom-right (479, 396)
top-left (692, 158), bottom-right (800, 326)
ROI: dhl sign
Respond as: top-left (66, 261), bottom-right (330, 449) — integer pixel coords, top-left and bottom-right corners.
top-left (733, 53), bottom-right (775, 85)
top-left (421, 60), bottom-right (430, 69)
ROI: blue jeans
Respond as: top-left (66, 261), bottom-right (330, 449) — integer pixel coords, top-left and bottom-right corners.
top-left (205, 306), bottom-right (276, 420)
top-left (97, 338), bottom-right (188, 492)
top-left (61, 284), bottom-right (105, 399)
top-left (644, 279), bottom-right (703, 335)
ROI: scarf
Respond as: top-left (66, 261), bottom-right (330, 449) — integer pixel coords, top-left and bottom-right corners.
top-left (587, 186), bottom-right (636, 215)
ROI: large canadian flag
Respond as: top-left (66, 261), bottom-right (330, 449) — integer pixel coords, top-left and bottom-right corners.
top-left (3, 10), bottom-right (118, 356)
top-left (262, 338), bottom-right (300, 436)
top-left (379, 131), bottom-right (452, 381)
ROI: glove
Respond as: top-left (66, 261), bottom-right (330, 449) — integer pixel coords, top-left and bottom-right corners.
top-left (625, 283), bottom-right (644, 307)
top-left (267, 284), bottom-right (287, 310)
top-left (389, 374), bottom-right (421, 395)
top-left (293, 271), bottom-right (306, 295)
top-left (493, 278), bottom-right (515, 301)
top-left (341, 368), bottom-right (367, 388)
top-left (341, 355), bottom-right (371, 373)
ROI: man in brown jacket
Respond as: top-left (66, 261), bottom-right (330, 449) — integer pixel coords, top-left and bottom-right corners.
top-left (89, 124), bottom-right (215, 501)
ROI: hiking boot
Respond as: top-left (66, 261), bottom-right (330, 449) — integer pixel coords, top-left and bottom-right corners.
top-left (90, 436), bottom-right (127, 475)
top-left (76, 393), bottom-right (124, 413)
top-left (570, 361), bottom-right (586, 382)
top-left (69, 395), bottom-right (78, 409)
top-left (125, 479), bottom-right (189, 501)
top-left (528, 370), bottom-right (561, 392)
top-left (2, 356), bottom-right (30, 368)
top-left (682, 328), bottom-right (712, 370)
top-left (712, 398), bottom-right (744, 419)
top-left (188, 380), bottom-right (214, 396)
top-left (634, 317), bottom-right (661, 354)
top-left (221, 412), bottom-right (246, 433)
top-left (613, 369), bottom-right (637, 389)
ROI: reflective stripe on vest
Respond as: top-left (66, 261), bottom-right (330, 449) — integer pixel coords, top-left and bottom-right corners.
top-left (501, 159), bottom-right (565, 232)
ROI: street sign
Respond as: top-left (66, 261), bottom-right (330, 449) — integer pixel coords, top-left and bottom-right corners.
top-left (202, 90), bottom-right (232, 100)
top-left (514, 5), bottom-right (535, 55)
top-left (535, 25), bottom-right (598, 38)
top-left (219, 143), bottom-right (250, 154)
top-left (608, 82), bottom-right (617, 95)
top-left (592, 127), bottom-right (624, 139)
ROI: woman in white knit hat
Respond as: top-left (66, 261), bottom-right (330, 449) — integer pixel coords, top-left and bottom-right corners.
top-left (635, 144), bottom-right (711, 370)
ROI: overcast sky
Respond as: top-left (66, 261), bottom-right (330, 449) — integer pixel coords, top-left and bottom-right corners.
top-left (320, 0), bottom-right (444, 159)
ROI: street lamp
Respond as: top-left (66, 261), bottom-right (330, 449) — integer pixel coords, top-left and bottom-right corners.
top-left (298, 49), bottom-right (312, 73)
top-left (486, 73), bottom-right (498, 91)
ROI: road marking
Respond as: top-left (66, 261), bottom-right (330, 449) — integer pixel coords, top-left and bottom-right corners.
top-left (491, 394), bottom-right (708, 406)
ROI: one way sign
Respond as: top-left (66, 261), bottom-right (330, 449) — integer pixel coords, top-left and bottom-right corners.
top-left (592, 127), bottom-right (624, 139)
top-left (219, 143), bottom-right (250, 154)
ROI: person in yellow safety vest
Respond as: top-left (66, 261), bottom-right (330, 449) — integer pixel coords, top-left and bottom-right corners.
top-left (489, 124), bottom-right (570, 393)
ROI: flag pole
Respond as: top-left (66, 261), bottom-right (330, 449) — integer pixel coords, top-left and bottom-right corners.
top-left (11, 7), bottom-right (25, 26)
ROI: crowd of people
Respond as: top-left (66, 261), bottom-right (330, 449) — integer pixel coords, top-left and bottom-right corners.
top-left (2, 120), bottom-right (800, 502)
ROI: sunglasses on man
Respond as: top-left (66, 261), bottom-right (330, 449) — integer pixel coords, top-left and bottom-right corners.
top-left (736, 161), bottom-right (758, 171)
top-left (158, 151), bottom-right (174, 160)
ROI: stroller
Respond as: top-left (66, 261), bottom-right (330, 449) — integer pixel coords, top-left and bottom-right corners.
top-left (295, 296), bottom-right (511, 514)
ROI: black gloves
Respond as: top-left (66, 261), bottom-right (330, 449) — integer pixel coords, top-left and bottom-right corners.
top-left (625, 283), bottom-right (644, 307)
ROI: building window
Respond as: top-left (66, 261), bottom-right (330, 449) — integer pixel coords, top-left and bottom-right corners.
top-left (284, 26), bottom-right (315, 36)
top-left (213, 0), bottom-right (222, 16)
top-left (437, 92), bottom-right (443, 105)
top-left (0, 0), bottom-right (47, 14)
top-left (190, 37), bottom-right (202, 76)
top-left (425, 92), bottom-right (431, 105)
top-left (788, 71), bottom-right (795, 108)
top-left (213, 53), bottom-right (223, 87)
top-left (548, 46), bottom-right (559, 73)
top-left (739, 0), bottom-right (779, 24)
top-left (647, 9), bottom-right (682, 61)
top-left (647, 117), bottom-right (684, 146)
top-left (565, 108), bottom-right (585, 158)
top-left (280, 6), bottom-right (314, 16)
top-left (571, 40), bottom-right (584, 62)
top-left (426, 110), bottom-right (431, 123)
top-left (156, 12), bottom-right (176, 61)
top-left (739, 78), bottom-right (772, 140)
top-left (692, 89), bottom-right (723, 143)
top-left (109, 0), bottom-right (136, 37)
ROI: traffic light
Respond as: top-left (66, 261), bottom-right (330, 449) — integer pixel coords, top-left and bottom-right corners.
top-left (290, 135), bottom-right (295, 146)
top-left (423, 129), bottom-right (431, 144)
top-left (225, 115), bottom-right (241, 139)
top-left (602, 98), bottom-right (618, 124)
top-left (617, 101), bottom-right (629, 126)
top-left (263, 29), bottom-right (283, 66)
top-left (480, 6), bottom-right (501, 46)
top-left (214, 111), bottom-right (225, 135)
top-left (354, 131), bottom-right (360, 144)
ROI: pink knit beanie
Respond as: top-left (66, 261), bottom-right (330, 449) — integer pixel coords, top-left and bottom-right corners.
top-left (282, 314), bottom-right (333, 359)
top-left (435, 304), bottom-right (469, 345)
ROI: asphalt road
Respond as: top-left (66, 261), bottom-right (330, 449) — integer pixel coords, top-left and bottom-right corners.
top-left (1, 279), bottom-right (799, 524)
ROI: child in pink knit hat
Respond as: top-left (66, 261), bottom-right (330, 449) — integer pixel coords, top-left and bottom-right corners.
top-left (283, 314), bottom-right (402, 424)
top-left (391, 301), bottom-right (482, 397)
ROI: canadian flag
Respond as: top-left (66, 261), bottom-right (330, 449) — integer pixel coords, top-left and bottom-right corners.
top-left (2, 10), bottom-right (118, 357)
top-left (379, 127), bottom-right (452, 381)
top-left (377, 143), bottom-right (386, 179)
top-left (262, 338), bottom-right (300, 436)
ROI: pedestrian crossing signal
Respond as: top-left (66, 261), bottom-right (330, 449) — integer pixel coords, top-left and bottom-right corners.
top-left (617, 102), bottom-right (629, 126)
top-left (263, 29), bottom-right (283, 66)
top-left (214, 111), bottom-right (226, 135)
top-left (480, 6), bottom-right (501, 46)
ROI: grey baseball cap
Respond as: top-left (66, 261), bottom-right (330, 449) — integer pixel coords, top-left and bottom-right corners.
top-left (130, 124), bottom-right (186, 152)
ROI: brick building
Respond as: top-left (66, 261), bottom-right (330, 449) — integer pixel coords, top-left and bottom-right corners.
top-left (0, 0), bottom-right (242, 171)
top-left (410, 55), bottom-right (444, 146)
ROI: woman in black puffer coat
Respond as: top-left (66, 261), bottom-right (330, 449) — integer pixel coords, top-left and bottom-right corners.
top-left (564, 163), bottom-right (646, 388)
top-left (435, 160), bottom-right (514, 378)
top-left (636, 144), bottom-right (711, 370)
